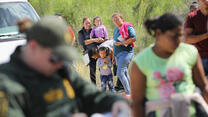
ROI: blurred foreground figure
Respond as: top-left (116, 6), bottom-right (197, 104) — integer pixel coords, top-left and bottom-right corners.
top-left (0, 16), bottom-right (129, 117)
top-left (130, 13), bottom-right (208, 117)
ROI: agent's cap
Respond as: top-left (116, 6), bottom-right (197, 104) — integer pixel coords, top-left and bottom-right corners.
top-left (26, 16), bottom-right (79, 62)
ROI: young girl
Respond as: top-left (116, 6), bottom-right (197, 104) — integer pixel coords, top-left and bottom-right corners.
top-left (97, 47), bottom-right (115, 92)
top-left (130, 13), bottom-right (208, 117)
top-left (90, 16), bottom-right (108, 40)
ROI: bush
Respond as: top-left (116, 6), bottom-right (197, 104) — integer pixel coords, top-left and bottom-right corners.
top-left (29, 0), bottom-right (194, 53)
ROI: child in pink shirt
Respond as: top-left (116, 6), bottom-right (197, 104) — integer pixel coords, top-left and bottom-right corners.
top-left (90, 16), bottom-right (108, 40)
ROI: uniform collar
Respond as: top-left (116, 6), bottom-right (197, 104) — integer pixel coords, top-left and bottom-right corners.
top-left (9, 46), bottom-right (61, 80)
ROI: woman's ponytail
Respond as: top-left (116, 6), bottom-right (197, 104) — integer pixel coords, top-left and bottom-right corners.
top-left (144, 13), bottom-right (182, 37)
top-left (144, 18), bottom-right (158, 36)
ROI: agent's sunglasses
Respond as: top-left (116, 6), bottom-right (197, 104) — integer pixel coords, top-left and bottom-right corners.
top-left (49, 54), bottom-right (62, 64)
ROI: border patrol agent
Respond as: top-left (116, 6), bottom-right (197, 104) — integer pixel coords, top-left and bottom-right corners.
top-left (0, 16), bottom-right (129, 117)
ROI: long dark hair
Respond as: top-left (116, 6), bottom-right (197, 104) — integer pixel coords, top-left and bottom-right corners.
top-left (82, 16), bottom-right (90, 25)
top-left (93, 16), bottom-right (102, 26)
top-left (88, 47), bottom-right (98, 57)
top-left (144, 13), bottom-right (182, 37)
top-left (112, 13), bottom-right (125, 22)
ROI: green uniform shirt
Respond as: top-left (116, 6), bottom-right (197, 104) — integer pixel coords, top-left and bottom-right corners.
top-left (0, 47), bottom-right (127, 117)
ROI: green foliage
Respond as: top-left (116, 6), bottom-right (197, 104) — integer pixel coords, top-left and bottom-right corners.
top-left (29, 0), bottom-right (195, 53)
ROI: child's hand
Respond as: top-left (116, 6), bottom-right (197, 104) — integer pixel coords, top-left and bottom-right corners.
top-left (114, 42), bottom-right (123, 46)
top-left (104, 58), bottom-right (109, 64)
top-left (97, 37), bottom-right (105, 43)
top-left (123, 41), bottom-right (129, 47)
top-left (93, 38), bottom-right (99, 43)
top-left (72, 113), bottom-right (87, 117)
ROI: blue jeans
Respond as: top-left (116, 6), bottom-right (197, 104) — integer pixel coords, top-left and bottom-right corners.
top-left (202, 58), bottom-right (208, 75)
top-left (100, 74), bottom-right (115, 92)
top-left (115, 51), bottom-right (134, 94)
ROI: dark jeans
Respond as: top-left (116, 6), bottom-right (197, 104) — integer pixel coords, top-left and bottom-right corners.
top-left (89, 57), bottom-right (96, 84)
top-left (113, 64), bottom-right (124, 89)
top-left (100, 74), bottom-right (115, 92)
top-left (202, 58), bottom-right (208, 75)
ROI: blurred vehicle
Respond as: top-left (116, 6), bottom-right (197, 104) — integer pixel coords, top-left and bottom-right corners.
top-left (0, 0), bottom-right (39, 64)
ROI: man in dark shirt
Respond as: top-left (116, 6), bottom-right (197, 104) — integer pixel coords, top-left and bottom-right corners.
top-left (0, 16), bottom-right (129, 117)
top-left (184, 0), bottom-right (208, 75)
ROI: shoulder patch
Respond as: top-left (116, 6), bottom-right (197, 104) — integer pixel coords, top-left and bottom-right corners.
top-left (63, 79), bottom-right (75, 99)
top-left (0, 91), bottom-right (8, 117)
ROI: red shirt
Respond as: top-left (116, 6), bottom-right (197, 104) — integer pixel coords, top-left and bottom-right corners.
top-left (185, 9), bottom-right (208, 58)
top-left (68, 26), bottom-right (75, 37)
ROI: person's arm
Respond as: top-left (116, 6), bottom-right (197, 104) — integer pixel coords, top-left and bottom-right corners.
top-left (67, 68), bottom-right (129, 116)
top-left (184, 28), bottom-right (208, 44)
top-left (112, 57), bottom-right (116, 65)
top-left (85, 28), bottom-right (102, 45)
top-left (107, 58), bottom-right (112, 68)
top-left (98, 37), bottom-right (105, 43)
top-left (78, 29), bottom-right (100, 46)
top-left (68, 26), bottom-right (76, 45)
top-left (90, 28), bottom-right (95, 39)
top-left (98, 59), bottom-right (105, 68)
top-left (0, 90), bottom-right (27, 117)
top-left (78, 32), bottom-right (85, 47)
top-left (71, 113), bottom-right (87, 117)
top-left (115, 38), bottom-right (136, 47)
top-left (71, 36), bottom-right (76, 46)
top-left (130, 62), bottom-right (146, 117)
top-left (116, 26), bottom-right (136, 47)
top-left (109, 49), bottom-right (115, 65)
top-left (0, 75), bottom-right (30, 117)
top-left (125, 26), bottom-right (137, 45)
top-left (123, 38), bottom-right (136, 46)
top-left (84, 38), bottom-right (98, 45)
top-left (184, 15), bottom-right (208, 44)
top-left (108, 50), bottom-right (113, 61)
top-left (112, 101), bottom-right (130, 117)
top-left (115, 38), bottom-right (136, 46)
top-left (192, 54), bottom-right (208, 103)
top-left (103, 26), bottom-right (108, 40)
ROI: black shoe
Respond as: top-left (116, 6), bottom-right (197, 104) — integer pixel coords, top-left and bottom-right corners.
top-left (115, 86), bottom-right (124, 92)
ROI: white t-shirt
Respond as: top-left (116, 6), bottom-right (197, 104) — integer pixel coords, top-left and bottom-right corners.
top-left (98, 40), bottom-right (113, 51)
